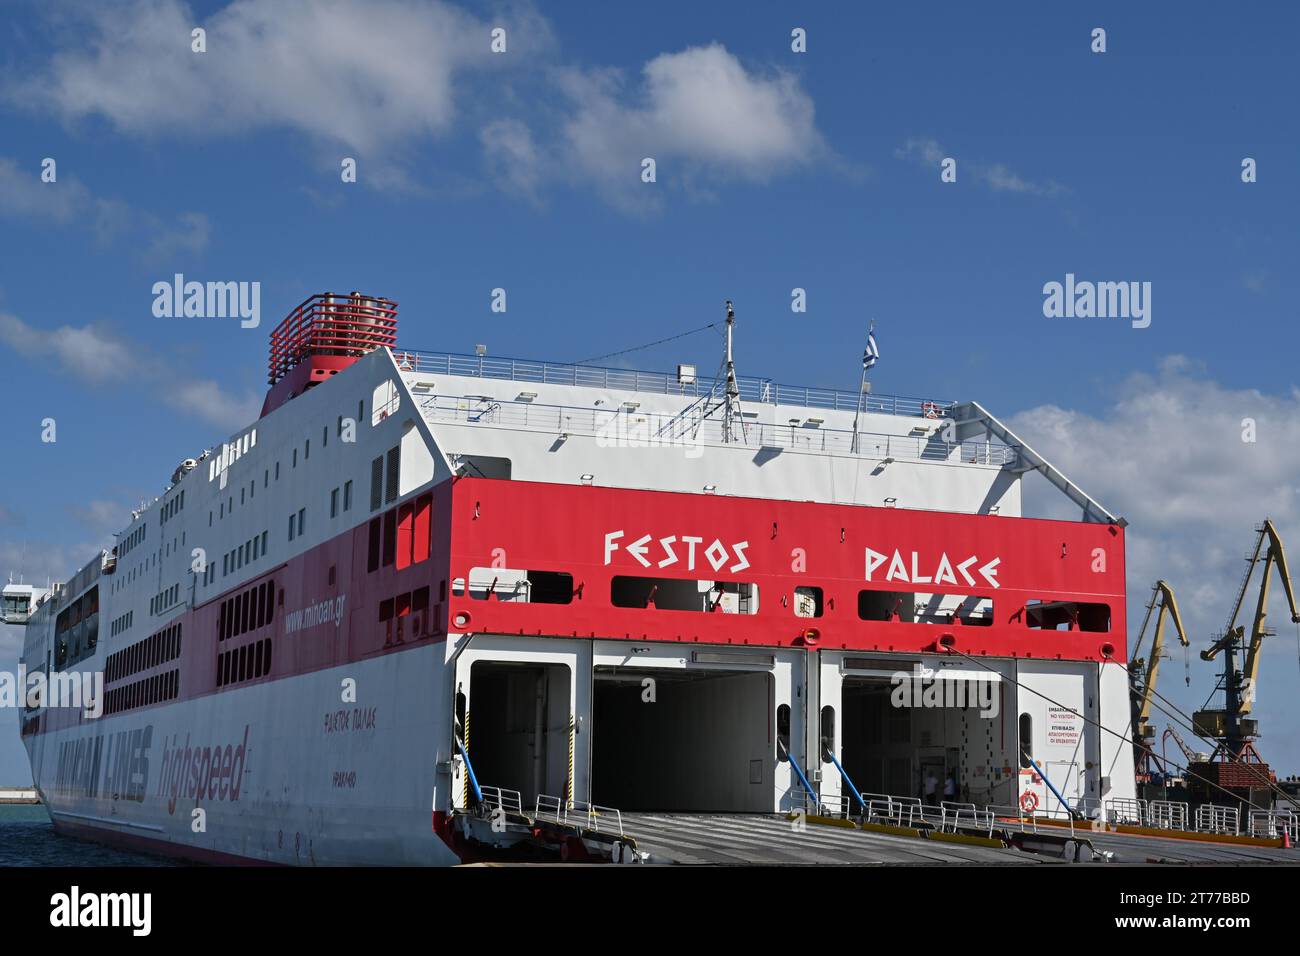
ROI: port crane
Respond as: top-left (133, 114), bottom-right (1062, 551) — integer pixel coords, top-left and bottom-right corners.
top-left (1192, 520), bottom-right (1300, 802)
top-left (1128, 580), bottom-right (1189, 777)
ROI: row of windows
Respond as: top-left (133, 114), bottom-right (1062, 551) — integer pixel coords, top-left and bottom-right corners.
top-left (107, 622), bottom-right (182, 684)
top-left (109, 611), bottom-right (134, 638)
top-left (222, 530), bottom-right (269, 577)
top-left (219, 578), bottom-right (276, 643)
top-left (160, 489), bottom-right (185, 525)
top-left (209, 429), bottom-right (258, 482)
top-left (453, 571), bottom-right (1114, 633)
top-left (150, 584), bottom-right (180, 616)
top-left (366, 492), bottom-right (433, 573)
top-left (105, 669), bottom-right (179, 715)
top-left (377, 585), bottom-right (435, 644)
top-left (120, 523), bottom-right (146, 556)
top-left (218, 638), bottom-right (273, 687)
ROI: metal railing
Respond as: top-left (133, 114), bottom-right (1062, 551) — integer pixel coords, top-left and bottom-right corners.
top-left (479, 785), bottom-right (523, 816)
top-left (1147, 800), bottom-right (1190, 831)
top-left (1248, 809), bottom-right (1298, 840)
top-left (1105, 797), bottom-right (1147, 826)
top-left (394, 348), bottom-right (954, 418)
top-left (805, 787), bottom-right (1295, 848)
top-left (419, 393), bottom-right (1015, 465)
top-left (534, 794), bottom-right (625, 837)
top-left (1195, 804), bottom-right (1240, 835)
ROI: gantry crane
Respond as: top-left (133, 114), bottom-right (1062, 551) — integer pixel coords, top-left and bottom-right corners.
top-left (1129, 581), bottom-right (1189, 777)
top-left (1192, 519), bottom-right (1300, 802)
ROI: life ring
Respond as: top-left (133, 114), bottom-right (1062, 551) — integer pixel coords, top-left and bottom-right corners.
top-left (1019, 790), bottom-right (1039, 812)
top-left (922, 402), bottom-right (942, 420)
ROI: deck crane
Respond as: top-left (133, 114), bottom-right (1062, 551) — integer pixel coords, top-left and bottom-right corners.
top-left (1128, 581), bottom-right (1189, 777)
top-left (1192, 519), bottom-right (1300, 804)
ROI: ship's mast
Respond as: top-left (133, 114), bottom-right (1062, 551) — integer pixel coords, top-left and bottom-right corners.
top-left (721, 300), bottom-right (743, 443)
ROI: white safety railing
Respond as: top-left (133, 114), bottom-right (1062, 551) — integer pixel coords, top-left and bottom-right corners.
top-left (535, 794), bottom-right (625, 837)
top-left (1147, 800), bottom-right (1190, 831)
top-left (1105, 797), bottom-right (1147, 826)
top-left (479, 785), bottom-right (523, 816)
top-left (939, 801), bottom-right (994, 836)
top-left (395, 348), bottom-right (955, 418)
top-left (865, 793), bottom-right (925, 828)
top-left (418, 393), bottom-right (1015, 466)
top-left (1248, 809), bottom-right (1298, 840)
top-left (1195, 804), bottom-right (1240, 835)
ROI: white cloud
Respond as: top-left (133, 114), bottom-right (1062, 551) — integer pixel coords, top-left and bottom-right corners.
top-left (0, 312), bottom-right (259, 430)
top-left (480, 119), bottom-right (543, 203)
top-left (0, 313), bottom-right (135, 384)
top-left (171, 379), bottom-right (262, 430)
top-left (896, 137), bottom-right (1064, 196)
top-left (0, 156), bottom-right (207, 253)
top-left (143, 211), bottom-right (211, 264)
top-left (558, 44), bottom-right (822, 213)
top-left (1009, 356), bottom-right (1300, 770)
top-left (25, 0), bottom-right (509, 157)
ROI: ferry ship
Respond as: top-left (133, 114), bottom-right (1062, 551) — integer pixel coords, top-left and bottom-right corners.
top-left (7, 292), bottom-right (1137, 864)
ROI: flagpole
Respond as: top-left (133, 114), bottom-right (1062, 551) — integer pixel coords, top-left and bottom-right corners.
top-left (851, 321), bottom-right (875, 454)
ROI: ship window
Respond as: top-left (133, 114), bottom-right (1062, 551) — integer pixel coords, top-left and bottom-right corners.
top-left (1024, 599), bottom-right (1110, 632)
top-left (379, 598), bottom-right (394, 622)
top-left (1019, 714), bottom-right (1033, 768)
top-left (777, 704), bottom-right (791, 762)
top-left (261, 530), bottom-right (268, 554)
top-left (323, 425), bottom-right (328, 448)
top-left (857, 589), bottom-right (907, 622)
top-left (367, 518), bottom-right (381, 573)
top-left (331, 488), bottom-right (339, 518)
top-left (610, 576), bottom-right (758, 614)
top-left (343, 480), bottom-right (353, 512)
top-left (385, 446), bottom-right (400, 504)
top-left (793, 586), bottom-right (823, 618)
top-left (370, 456), bottom-right (383, 511)
top-left (396, 502), bottom-right (414, 570)
top-left (263, 640), bottom-right (272, 675)
top-left (288, 515), bottom-right (295, 542)
top-left (305, 439), bottom-right (310, 460)
top-left (381, 510), bottom-right (397, 567)
top-left (293, 448), bottom-right (298, 468)
top-left (413, 493), bottom-right (431, 564)
top-left (298, 508), bottom-right (306, 537)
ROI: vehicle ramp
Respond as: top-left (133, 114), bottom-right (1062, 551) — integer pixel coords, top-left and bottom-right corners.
top-left (621, 813), bottom-right (1043, 865)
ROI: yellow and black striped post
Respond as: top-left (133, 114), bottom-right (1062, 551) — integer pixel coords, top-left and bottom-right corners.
top-left (567, 712), bottom-right (575, 809)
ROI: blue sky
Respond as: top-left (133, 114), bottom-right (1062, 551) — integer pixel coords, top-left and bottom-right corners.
top-left (1, 0), bottom-right (1299, 785)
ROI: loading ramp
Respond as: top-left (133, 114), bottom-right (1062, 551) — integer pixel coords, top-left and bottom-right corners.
top-left (620, 813), bottom-right (1042, 865)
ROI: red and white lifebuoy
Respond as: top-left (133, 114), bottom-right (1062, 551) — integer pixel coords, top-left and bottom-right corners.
top-left (922, 402), bottom-right (942, 420)
top-left (1019, 790), bottom-right (1039, 812)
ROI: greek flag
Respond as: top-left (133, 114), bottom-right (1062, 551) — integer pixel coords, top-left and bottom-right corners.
top-left (863, 329), bottom-right (879, 370)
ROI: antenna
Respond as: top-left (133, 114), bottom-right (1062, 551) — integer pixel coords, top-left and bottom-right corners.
top-left (720, 300), bottom-right (743, 443)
